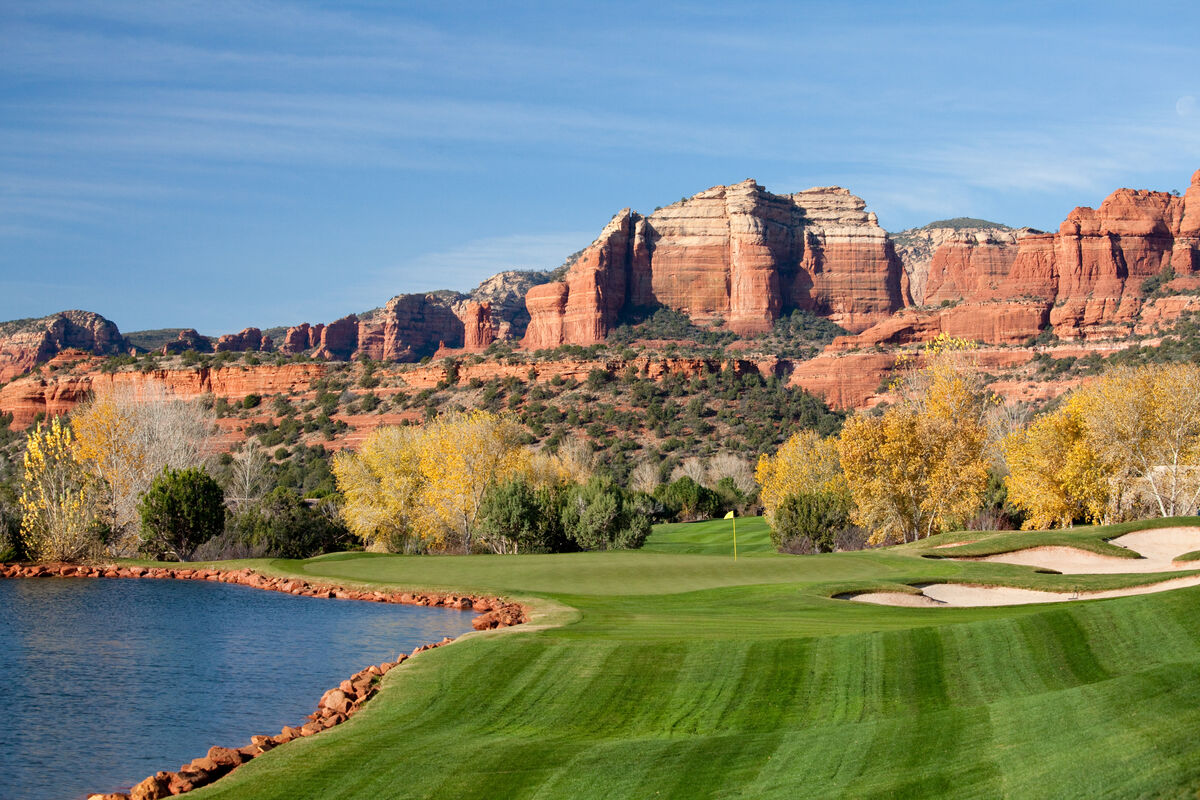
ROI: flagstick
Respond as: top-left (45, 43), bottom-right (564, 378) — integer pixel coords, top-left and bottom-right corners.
top-left (733, 515), bottom-right (737, 561)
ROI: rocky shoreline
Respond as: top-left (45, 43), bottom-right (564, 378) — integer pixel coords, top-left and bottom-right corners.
top-left (0, 562), bottom-right (528, 800)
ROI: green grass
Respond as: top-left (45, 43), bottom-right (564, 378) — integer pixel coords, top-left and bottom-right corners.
top-left (642, 515), bottom-right (774, 555)
top-left (189, 517), bottom-right (1200, 799)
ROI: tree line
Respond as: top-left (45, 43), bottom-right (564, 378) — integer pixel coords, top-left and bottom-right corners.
top-left (7, 388), bottom-right (347, 563)
top-left (756, 335), bottom-right (1200, 550)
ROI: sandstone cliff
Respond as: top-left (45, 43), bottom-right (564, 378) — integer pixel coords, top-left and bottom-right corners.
top-left (0, 310), bottom-right (125, 383)
top-left (891, 219), bottom-right (1028, 305)
top-left (215, 327), bottom-right (272, 353)
top-left (834, 168), bottom-right (1200, 350)
top-left (276, 271), bottom-right (555, 363)
top-left (0, 362), bottom-right (327, 428)
top-left (522, 179), bottom-right (905, 348)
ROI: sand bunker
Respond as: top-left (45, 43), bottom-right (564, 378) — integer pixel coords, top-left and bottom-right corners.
top-left (1111, 527), bottom-right (1200, 562)
top-left (847, 574), bottom-right (1200, 608)
top-left (948, 527), bottom-right (1200, 574)
top-left (843, 591), bottom-right (945, 608)
top-left (844, 527), bottom-right (1200, 608)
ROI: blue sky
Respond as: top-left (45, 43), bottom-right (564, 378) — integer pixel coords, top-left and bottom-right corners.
top-left (2, 1), bottom-right (1198, 334)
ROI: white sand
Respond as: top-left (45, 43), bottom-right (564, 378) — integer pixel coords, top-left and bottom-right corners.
top-left (847, 574), bottom-right (1200, 608)
top-left (950, 527), bottom-right (1200, 574)
top-left (1111, 527), bottom-right (1200, 563)
top-left (845, 591), bottom-right (945, 608)
top-left (844, 527), bottom-right (1200, 608)
top-left (960, 546), bottom-right (1171, 574)
top-left (922, 575), bottom-right (1200, 606)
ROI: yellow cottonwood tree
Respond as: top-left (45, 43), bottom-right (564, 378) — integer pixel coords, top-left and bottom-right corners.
top-left (838, 335), bottom-right (993, 544)
top-left (18, 417), bottom-right (101, 562)
top-left (333, 425), bottom-right (424, 552)
top-left (1002, 395), bottom-right (1108, 529)
top-left (417, 411), bottom-right (528, 551)
top-left (71, 387), bottom-right (214, 554)
top-left (1078, 364), bottom-right (1200, 518)
top-left (755, 430), bottom-right (847, 524)
top-left (333, 411), bottom-right (529, 553)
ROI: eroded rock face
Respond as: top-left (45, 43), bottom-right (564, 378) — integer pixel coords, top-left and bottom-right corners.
top-left (0, 363), bottom-right (327, 428)
top-left (457, 301), bottom-right (496, 352)
top-left (278, 323), bottom-right (311, 355)
top-left (161, 329), bottom-right (213, 355)
top-left (892, 223), bottom-right (1027, 306)
top-left (0, 310), bottom-right (125, 383)
top-left (214, 328), bottom-right (271, 353)
top-left (313, 315), bottom-right (359, 360)
top-left (372, 295), bottom-right (464, 361)
top-left (1043, 182), bottom-right (1194, 338)
top-left (836, 168), bottom-right (1200, 348)
top-left (466, 269), bottom-right (555, 340)
top-left (522, 180), bottom-right (904, 348)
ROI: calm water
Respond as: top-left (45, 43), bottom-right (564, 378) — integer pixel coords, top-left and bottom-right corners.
top-left (0, 577), bottom-right (477, 800)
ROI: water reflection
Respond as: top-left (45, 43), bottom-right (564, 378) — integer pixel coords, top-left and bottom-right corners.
top-left (0, 578), bottom-right (477, 799)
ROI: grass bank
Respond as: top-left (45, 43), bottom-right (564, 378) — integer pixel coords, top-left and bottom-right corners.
top-left (189, 517), bottom-right (1200, 799)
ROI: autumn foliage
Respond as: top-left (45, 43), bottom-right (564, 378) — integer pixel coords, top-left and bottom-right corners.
top-left (333, 411), bottom-right (533, 553)
top-left (18, 417), bottom-right (101, 562)
top-left (757, 335), bottom-right (995, 546)
top-left (1003, 363), bottom-right (1200, 527)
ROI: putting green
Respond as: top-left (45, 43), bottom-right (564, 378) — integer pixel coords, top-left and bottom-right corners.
top-left (191, 517), bottom-right (1200, 799)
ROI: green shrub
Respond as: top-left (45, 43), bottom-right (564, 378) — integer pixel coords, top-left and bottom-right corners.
top-left (225, 488), bottom-right (350, 559)
top-left (561, 477), bottom-right (651, 550)
top-left (770, 491), bottom-right (850, 553)
top-left (477, 478), bottom-right (572, 554)
top-left (242, 393), bottom-right (262, 409)
top-left (139, 467), bottom-right (225, 561)
top-left (655, 476), bottom-right (720, 522)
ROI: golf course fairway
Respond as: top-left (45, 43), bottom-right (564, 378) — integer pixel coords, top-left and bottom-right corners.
top-left (188, 517), bottom-right (1200, 799)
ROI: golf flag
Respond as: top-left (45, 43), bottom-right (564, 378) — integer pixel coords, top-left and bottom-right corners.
top-left (725, 510), bottom-right (737, 559)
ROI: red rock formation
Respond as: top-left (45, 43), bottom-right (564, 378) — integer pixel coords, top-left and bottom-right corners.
top-left (828, 301), bottom-right (1051, 351)
top-left (0, 310), bottom-right (125, 383)
top-left (214, 328), bottom-right (270, 353)
top-left (374, 295), bottom-right (463, 361)
top-left (458, 301), bottom-right (496, 351)
top-left (304, 296), bottom-right (473, 363)
top-left (522, 180), bottom-right (903, 348)
top-left (892, 223), bottom-right (1027, 305)
top-left (835, 168), bottom-right (1200, 348)
top-left (313, 315), bottom-right (358, 360)
top-left (160, 329), bottom-right (213, 355)
top-left (921, 232), bottom-right (1023, 305)
top-left (790, 348), bottom-right (1036, 409)
top-left (279, 323), bottom-right (311, 355)
top-left (0, 363), bottom-right (326, 428)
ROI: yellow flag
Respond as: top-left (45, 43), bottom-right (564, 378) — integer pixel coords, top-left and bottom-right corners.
top-left (724, 510), bottom-right (735, 519)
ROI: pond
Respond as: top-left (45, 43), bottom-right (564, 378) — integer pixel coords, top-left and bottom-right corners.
top-left (0, 577), bottom-right (477, 799)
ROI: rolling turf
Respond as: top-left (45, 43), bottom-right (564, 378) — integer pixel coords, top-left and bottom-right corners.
top-left (190, 517), bottom-right (1200, 799)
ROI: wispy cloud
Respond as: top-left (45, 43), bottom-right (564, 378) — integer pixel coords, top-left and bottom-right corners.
top-left (377, 232), bottom-right (594, 296)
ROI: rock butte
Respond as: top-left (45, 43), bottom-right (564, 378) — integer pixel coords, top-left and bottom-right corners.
top-left (0, 169), bottom-right (1197, 414)
top-left (523, 180), bottom-right (904, 347)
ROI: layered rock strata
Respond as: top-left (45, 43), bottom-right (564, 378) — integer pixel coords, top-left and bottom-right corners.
top-left (0, 362), bottom-right (326, 428)
top-left (214, 327), bottom-right (271, 353)
top-left (522, 179), bottom-right (905, 348)
top-left (0, 310), bottom-right (125, 383)
top-left (835, 168), bottom-right (1200, 349)
top-left (160, 329), bottom-right (212, 355)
